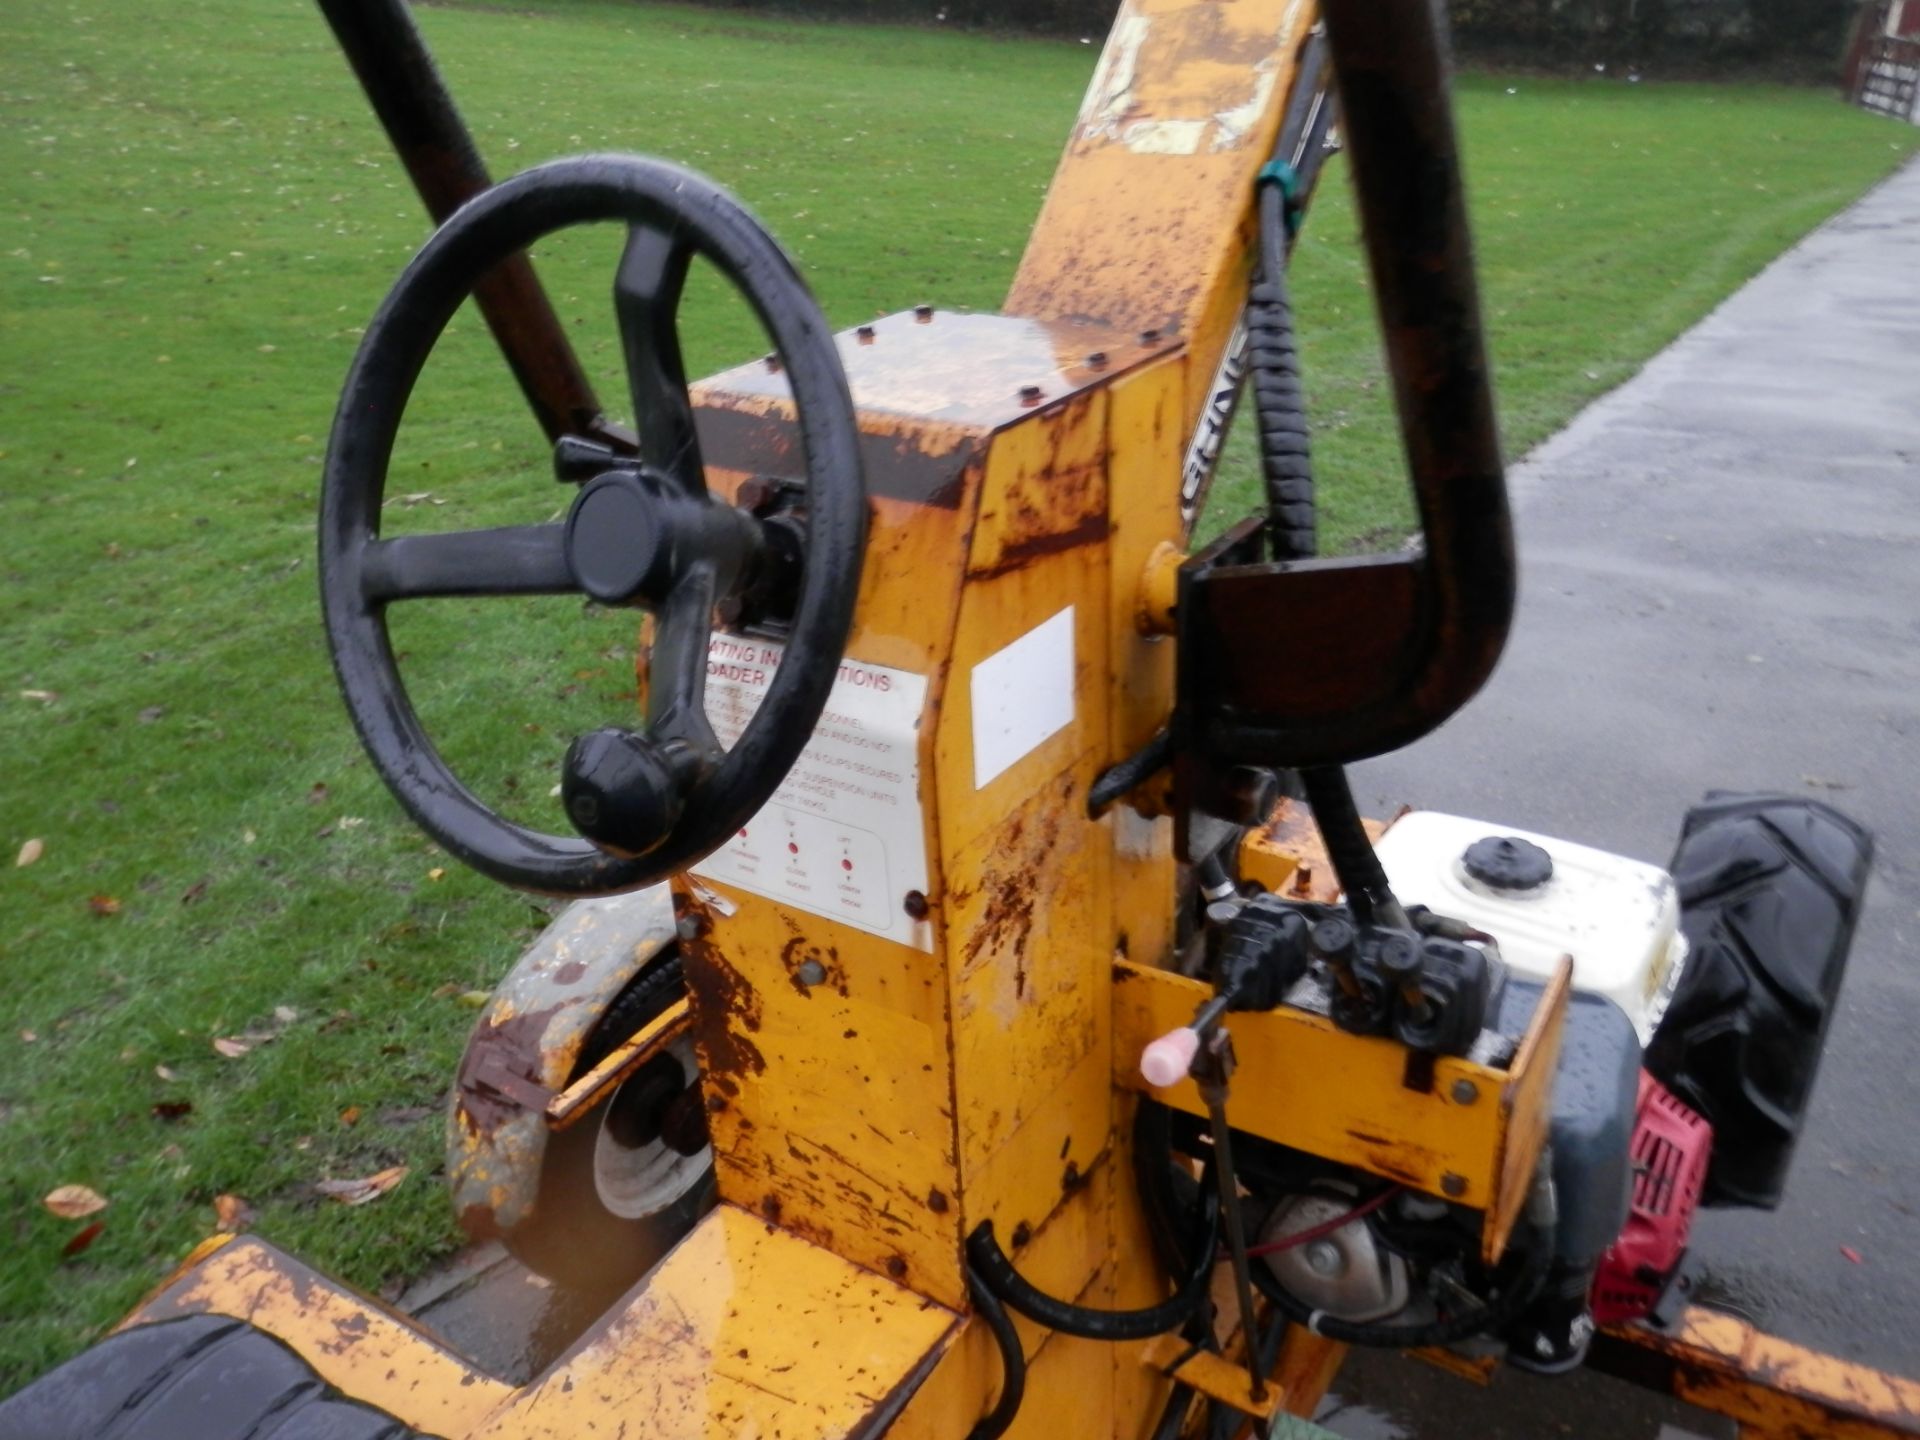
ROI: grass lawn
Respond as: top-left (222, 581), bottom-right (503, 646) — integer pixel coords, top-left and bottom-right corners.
top-left (1, 0), bottom-right (1913, 1390)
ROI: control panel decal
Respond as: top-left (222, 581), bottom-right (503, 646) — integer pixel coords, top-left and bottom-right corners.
top-left (694, 635), bottom-right (932, 949)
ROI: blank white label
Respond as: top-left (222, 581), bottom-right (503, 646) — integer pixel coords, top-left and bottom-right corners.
top-left (971, 606), bottom-right (1076, 790)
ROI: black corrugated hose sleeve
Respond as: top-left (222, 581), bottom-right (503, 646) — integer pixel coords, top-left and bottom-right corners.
top-left (1300, 765), bottom-right (1402, 926)
top-left (965, 1180), bottom-right (1220, 1342)
top-left (1248, 178), bottom-right (1315, 563)
top-left (964, 1261), bottom-right (1026, 1440)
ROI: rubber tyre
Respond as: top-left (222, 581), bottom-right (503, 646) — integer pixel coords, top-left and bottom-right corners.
top-left (1645, 793), bottom-right (1873, 1209)
top-left (0, 1315), bottom-right (425, 1440)
top-left (500, 951), bottom-right (715, 1293)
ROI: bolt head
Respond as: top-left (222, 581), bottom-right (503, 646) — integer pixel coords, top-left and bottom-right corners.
top-left (1451, 1079), bottom-right (1480, 1106)
top-left (1441, 1172), bottom-right (1468, 1198)
top-left (1305, 1239), bottom-right (1344, 1277)
top-left (797, 957), bottom-right (828, 987)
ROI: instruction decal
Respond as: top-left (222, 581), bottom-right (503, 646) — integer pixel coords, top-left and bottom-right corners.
top-left (692, 635), bottom-right (932, 949)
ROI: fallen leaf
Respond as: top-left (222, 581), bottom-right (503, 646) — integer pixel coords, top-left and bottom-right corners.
top-left (338, 816), bottom-right (365, 830)
top-left (20, 1029), bottom-right (37, 1043)
top-left (430, 983), bottom-right (461, 999)
top-left (339, 1105), bottom-right (362, 1127)
top-left (180, 879), bottom-right (208, 905)
top-left (457, 990), bottom-right (490, 1009)
top-left (213, 1194), bottom-right (254, 1232)
top-left (315, 1165), bottom-right (408, 1206)
top-left (306, 782), bottom-right (329, 805)
top-left (427, 867), bottom-right (446, 882)
top-left (62, 1221), bottom-right (105, 1258)
top-left (155, 1064), bottom-right (179, 1082)
top-left (16, 838), bottom-right (43, 867)
top-left (151, 1099), bottom-right (193, 1120)
top-left (19, 689), bottom-right (58, 704)
top-left (273, 1005), bottom-right (298, 1026)
top-left (44, 1184), bottom-right (108, 1219)
top-left (88, 895), bottom-right (122, 917)
top-left (242, 828), bottom-right (257, 845)
top-left (137, 705), bottom-right (166, 724)
top-left (212, 1036), bottom-right (251, 1059)
top-left (1841, 1245), bottom-right (1864, 1264)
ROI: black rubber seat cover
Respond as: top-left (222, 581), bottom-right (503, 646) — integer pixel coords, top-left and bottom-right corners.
top-left (0, 1315), bottom-right (431, 1440)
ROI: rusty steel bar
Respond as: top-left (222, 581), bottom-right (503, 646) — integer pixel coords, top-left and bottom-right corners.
top-left (1177, 0), bottom-right (1515, 773)
top-left (1318, 0), bottom-right (1516, 714)
top-left (1589, 1308), bottom-right (1920, 1440)
top-left (317, 0), bottom-right (609, 445)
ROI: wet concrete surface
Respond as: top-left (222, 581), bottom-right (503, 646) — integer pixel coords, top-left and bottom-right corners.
top-left (1347, 153), bottom-right (1920, 1415)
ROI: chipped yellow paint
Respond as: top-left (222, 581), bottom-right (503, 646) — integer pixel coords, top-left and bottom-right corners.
top-left (122, 1236), bottom-right (510, 1437)
top-left (1112, 958), bottom-right (1562, 1214)
top-left (1008, 0), bottom-right (1319, 445)
top-left (469, 1203), bottom-right (957, 1439)
top-left (1601, 1305), bottom-right (1920, 1440)
top-left (1144, 1333), bottom-right (1284, 1419)
top-left (544, 995), bottom-right (691, 1129)
top-left (1484, 958), bottom-right (1570, 1264)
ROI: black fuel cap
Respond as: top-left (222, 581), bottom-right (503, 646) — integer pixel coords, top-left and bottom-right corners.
top-left (1463, 835), bottom-right (1554, 892)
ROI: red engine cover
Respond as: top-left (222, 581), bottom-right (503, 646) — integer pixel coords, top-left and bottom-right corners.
top-left (1591, 1071), bottom-right (1712, 1326)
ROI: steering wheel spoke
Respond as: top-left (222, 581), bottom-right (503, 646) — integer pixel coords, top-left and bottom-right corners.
top-left (644, 559), bottom-right (723, 760)
top-left (615, 222), bottom-right (706, 497)
top-left (359, 523), bottom-right (576, 604)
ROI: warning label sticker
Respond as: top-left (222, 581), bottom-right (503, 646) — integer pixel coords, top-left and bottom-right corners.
top-left (691, 635), bottom-right (932, 948)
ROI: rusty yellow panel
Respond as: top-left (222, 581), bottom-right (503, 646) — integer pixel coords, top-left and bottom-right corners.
top-left (961, 1041), bottom-right (1115, 1254)
top-left (1113, 959), bottom-right (1540, 1209)
top-left (887, 1309), bottom-right (1000, 1440)
top-left (932, 396), bottom-right (1117, 1193)
top-left (1007, 1323), bottom-right (1119, 1440)
top-left (1108, 1095), bottom-right (1187, 1439)
top-left (890, 1187), bottom-right (1116, 1440)
top-left (1143, 1334), bottom-right (1284, 1419)
top-left (1239, 799), bottom-right (1395, 903)
top-left (1270, 1328), bottom-right (1350, 1420)
top-left (1101, 357), bottom-right (1186, 970)
top-left (1006, 0), bottom-right (1319, 441)
top-left (677, 896), bottom-right (968, 1308)
top-left (944, 768), bottom-right (1107, 1177)
top-left (546, 995), bottom-right (690, 1129)
top-left (1600, 1305), bottom-right (1920, 1440)
top-left (1483, 959), bottom-right (1569, 1263)
top-left (473, 1203), bottom-right (957, 1440)
top-left (123, 1236), bottom-right (511, 1436)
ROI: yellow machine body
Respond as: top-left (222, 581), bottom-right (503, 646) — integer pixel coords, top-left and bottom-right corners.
top-left (73, 2), bottom-right (1920, 1439)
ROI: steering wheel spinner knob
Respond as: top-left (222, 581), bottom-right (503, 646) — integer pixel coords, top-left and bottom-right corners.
top-left (562, 727), bottom-right (696, 859)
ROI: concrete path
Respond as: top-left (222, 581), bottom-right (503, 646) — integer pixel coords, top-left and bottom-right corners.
top-left (1323, 156), bottom-right (1920, 1434)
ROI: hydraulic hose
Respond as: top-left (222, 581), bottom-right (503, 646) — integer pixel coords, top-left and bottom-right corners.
top-left (1088, 726), bottom-right (1174, 817)
top-left (964, 1261), bottom-right (1026, 1440)
top-left (966, 1178), bottom-right (1220, 1342)
top-left (1248, 178), bottom-right (1315, 563)
top-left (1299, 766), bottom-right (1406, 928)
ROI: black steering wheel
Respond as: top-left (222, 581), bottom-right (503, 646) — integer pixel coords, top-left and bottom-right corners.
top-left (319, 155), bottom-right (866, 896)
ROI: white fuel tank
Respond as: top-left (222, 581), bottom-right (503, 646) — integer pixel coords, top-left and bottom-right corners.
top-left (1369, 811), bottom-right (1686, 1045)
